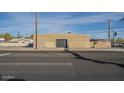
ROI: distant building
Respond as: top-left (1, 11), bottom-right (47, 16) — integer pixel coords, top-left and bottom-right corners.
top-left (90, 39), bottom-right (111, 48)
top-left (0, 38), bottom-right (33, 47)
top-left (0, 38), bottom-right (5, 42)
top-left (8, 38), bottom-right (33, 44)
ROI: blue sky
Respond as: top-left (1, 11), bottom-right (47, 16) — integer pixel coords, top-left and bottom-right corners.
top-left (0, 12), bottom-right (124, 39)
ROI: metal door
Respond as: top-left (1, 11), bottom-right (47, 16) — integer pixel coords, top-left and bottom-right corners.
top-left (56, 39), bottom-right (67, 48)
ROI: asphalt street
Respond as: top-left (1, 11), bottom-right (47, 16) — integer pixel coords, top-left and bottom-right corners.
top-left (0, 51), bottom-right (124, 81)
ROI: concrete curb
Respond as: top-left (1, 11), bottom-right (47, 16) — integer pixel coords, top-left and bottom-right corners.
top-left (0, 48), bottom-right (124, 52)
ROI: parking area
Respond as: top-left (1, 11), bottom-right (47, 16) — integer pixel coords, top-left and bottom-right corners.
top-left (0, 51), bottom-right (124, 81)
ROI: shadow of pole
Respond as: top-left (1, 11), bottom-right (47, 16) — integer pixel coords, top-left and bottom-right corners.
top-left (65, 49), bottom-right (124, 68)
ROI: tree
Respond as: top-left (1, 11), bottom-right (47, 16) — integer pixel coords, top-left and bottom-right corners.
top-left (0, 33), bottom-right (13, 41)
top-left (30, 34), bottom-right (33, 39)
top-left (116, 38), bottom-right (124, 43)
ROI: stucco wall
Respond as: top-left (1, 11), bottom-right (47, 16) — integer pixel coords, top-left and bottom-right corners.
top-left (90, 41), bottom-right (111, 48)
top-left (33, 34), bottom-right (90, 49)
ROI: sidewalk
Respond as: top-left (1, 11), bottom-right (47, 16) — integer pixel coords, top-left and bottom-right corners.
top-left (0, 46), bottom-right (124, 52)
top-left (69, 48), bottom-right (124, 52)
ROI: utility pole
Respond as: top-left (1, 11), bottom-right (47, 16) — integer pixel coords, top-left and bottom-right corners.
top-left (17, 32), bottom-right (20, 38)
top-left (35, 13), bottom-right (38, 49)
top-left (107, 19), bottom-right (111, 42)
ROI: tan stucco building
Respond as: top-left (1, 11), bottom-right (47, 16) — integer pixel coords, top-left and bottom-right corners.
top-left (33, 33), bottom-right (111, 49)
top-left (33, 33), bottom-right (90, 49)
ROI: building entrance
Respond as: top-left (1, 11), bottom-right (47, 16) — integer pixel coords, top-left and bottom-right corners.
top-left (56, 39), bottom-right (68, 48)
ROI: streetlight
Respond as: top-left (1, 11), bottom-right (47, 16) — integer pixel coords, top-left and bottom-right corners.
top-left (112, 31), bottom-right (117, 49)
top-left (106, 17), bottom-right (123, 49)
top-left (120, 17), bottom-right (124, 21)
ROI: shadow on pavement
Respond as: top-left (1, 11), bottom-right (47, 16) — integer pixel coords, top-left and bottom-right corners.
top-left (65, 50), bottom-right (124, 68)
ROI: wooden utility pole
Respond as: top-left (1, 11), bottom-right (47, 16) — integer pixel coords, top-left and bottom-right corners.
top-left (17, 32), bottom-right (20, 38)
top-left (107, 19), bottom-right (111, 42)
top-left (35, 13), bottom-right (38, 49)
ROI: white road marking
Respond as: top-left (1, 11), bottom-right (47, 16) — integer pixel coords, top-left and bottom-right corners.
top-left (1, 75), bottom-right (15, 79)
top-left (0, 53), bottom-right (11, 57)
top-left (9, 53), bottom-right (75, 57)
top-left (0, 62), bottom-right (73, 66)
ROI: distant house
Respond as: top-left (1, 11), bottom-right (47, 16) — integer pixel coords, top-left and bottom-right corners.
top-left (8, 38), bottom-right (33, 44)
top-left (0, 38), bottom-right (5, 42)
top-left (0, 38), bottom-right (33, 47)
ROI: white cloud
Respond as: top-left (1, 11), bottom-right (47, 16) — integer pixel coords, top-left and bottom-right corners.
top-left (85, 28), bottom-right (124, 39)
top-left (39, 13), bottom-right (123, 25)
top-left (0, 12), bottom-right (124, 38)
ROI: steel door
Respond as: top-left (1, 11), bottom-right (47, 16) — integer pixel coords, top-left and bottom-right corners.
top-left (56, 39), bottom-right (67, 48)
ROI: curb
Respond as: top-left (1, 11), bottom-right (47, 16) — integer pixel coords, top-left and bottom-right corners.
top-left (0, 48), bottom-right (124, 52)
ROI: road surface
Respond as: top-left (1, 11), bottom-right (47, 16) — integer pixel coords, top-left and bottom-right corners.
top-left (0, 51), bottom-right (124, 81)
